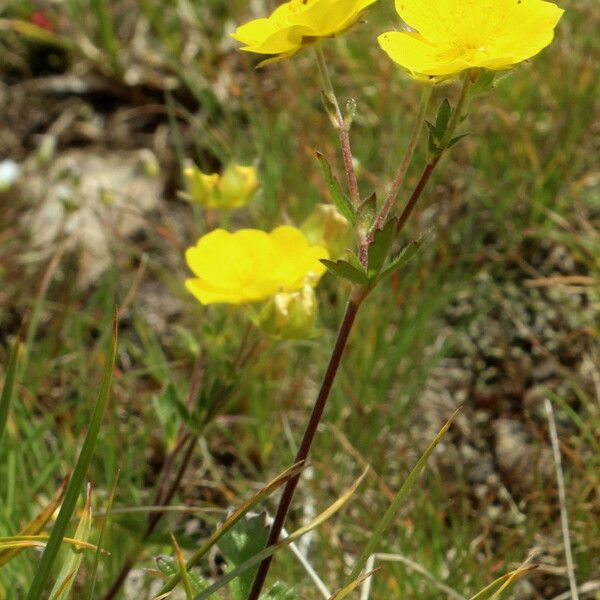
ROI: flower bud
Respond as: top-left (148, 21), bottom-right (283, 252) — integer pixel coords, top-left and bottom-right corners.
top-left (258, 284), bottom-right (318, 340)
top-left (183, 165), bottom-right (219, 206)
top-left (183, 163), bottom-right (258, 209)
top-left (218, 164), bottom-right (259, 208)
top-left (301, 203), bottom-right (354, 260)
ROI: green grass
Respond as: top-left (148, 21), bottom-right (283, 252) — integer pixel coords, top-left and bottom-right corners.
top-left (1, 0), bottom-right (599, 598)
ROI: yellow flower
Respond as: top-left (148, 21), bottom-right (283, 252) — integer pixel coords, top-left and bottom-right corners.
top-left (231, 0), bottom-right (379, 64)
top-left (185, 226), bottom-right (329, 305)
top-left (378, 0), bottom-right (564, 79)
top-left (184, 163), bottom-right (259, 209)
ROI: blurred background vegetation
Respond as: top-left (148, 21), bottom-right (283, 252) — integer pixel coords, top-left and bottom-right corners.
top-left (0, 0), bottom-right (599, 598)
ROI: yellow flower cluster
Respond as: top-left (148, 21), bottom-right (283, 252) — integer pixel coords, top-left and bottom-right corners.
top-left (231, 0), bottom-right (378, 63)
top-left (379, 0), bottom-right (564, 79)
top-left (184, 0), bottom-right (565, 313)
top-left (185, 226), bottom-right (328, 305)
top-left (232, 0), bottom-right (564, 78)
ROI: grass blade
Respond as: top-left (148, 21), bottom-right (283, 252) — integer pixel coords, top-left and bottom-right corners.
top-left (0, 535), bottom-right (103, 553)
top-left (328, 569), bottom-right (380, 600)
top-left (26, 309), bottom-right (118, 600)
top-left (88, 470), bottom-right (119, 598)
top-left (0, 337), bottom-right (20, 449)
top-left (171, 533), bottom-right (194, 600)
top-left (157, 460), bottom-right (305, 595)
top-left (468, 565), bottom-right (538, 600)
top-left (0, 476), bottom-right (68, 567)
top-left (48, 484), bottom-right (93, 600)
top-left (349, 408), bottom-right (461, 580)
top-left (189, 468), bottom-right (368, 600)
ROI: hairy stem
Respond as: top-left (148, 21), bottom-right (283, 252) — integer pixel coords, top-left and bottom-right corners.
top-left (314, 44), bottom-right (361, 210)
top-left (395, 71), bottom-right (474, 238)
top-left (373, 85), bottom-right (433, 233)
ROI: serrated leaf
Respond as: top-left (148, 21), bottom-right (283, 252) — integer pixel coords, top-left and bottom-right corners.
top-left (371, 236), bottom-right (425, 286)
top-left (435, 99), bottom-right (452, 137)
top-left (157, 462), bottom-right (306, 596)
top-left (367, 218), bottom-right (397, 279)
top-left (343, 250), bottom-right (365, 273)
top-left (219, 514), bottom-right (269, 600)
top-left (426, 122), bottom-right (441, 155)
top-left (316, 152), bottom-right (355, 224)
top-left (321, 259), bottom-right (368, 285)
top-left (447, 133), bottom-right (469, 149)
top-left (192, 469), bottom-right (369, 600)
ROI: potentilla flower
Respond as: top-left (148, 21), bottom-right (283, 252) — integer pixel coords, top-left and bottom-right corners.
top-left (185, 226), bottom-right (329, 305)
top-left (231, 0), bottom-right (379, 64)
top-left (378, 0), bottom-right (564, 79)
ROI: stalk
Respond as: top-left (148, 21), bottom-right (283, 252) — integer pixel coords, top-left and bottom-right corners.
top-left (247, 290), bottom-right (365, 600)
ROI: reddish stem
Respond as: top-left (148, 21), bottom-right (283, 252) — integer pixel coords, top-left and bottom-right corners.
top-left (247, 295), bottom-right (363, 600)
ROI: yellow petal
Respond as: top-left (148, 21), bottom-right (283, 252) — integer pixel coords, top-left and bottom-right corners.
top-left (232, 0), bottom-right (379, 60)
top-left (385, 0), bottom-right (564, 78)
top-left (184, 226), bottom-right (329, 306)
top-left (378, 32), bottom-right (469, 77)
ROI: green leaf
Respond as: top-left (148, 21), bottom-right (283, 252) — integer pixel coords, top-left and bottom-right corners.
top-left (367, 218), bottom-right (397, 279)
top-left (371, 236), bottom-right (425, 286)
top-left (26, 308), bottom-right (118, 600)
top-left (426, 121), bottom-right (441, 155)
top-left (435, 98), bottom-right (452, 137)
top-left (191, 469), bottom-right (368, 600)
top-left (357, 192), bottom-right (377, 235)
top-left (0, 337), bottom-right (20, 449)
top-left (316, 152), bottom-right (355, 224)
top-left (48, 485), bottom-right (92, 600)
top-left (155, 556), bottom-right (209, 594)
top-left (260, 582), bottom-right (297, 600)
top-left (157, 461), bottom-right (306, 595)
top-left (469, 70), bottom-right (496, 97)
top-left (321, 259), bottom-right (369, 285)
top-left (349, 409), bottom-right (461, 581)
top-left (219, 514), bottom-right (269, 600)
top-left (447, 133), bottom-right (469, 149)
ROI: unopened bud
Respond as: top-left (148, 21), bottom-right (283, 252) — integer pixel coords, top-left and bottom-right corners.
top-left (259, 284), bottom-right (318, 340)
top-left (183, 162), bottom-right (259, 209)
